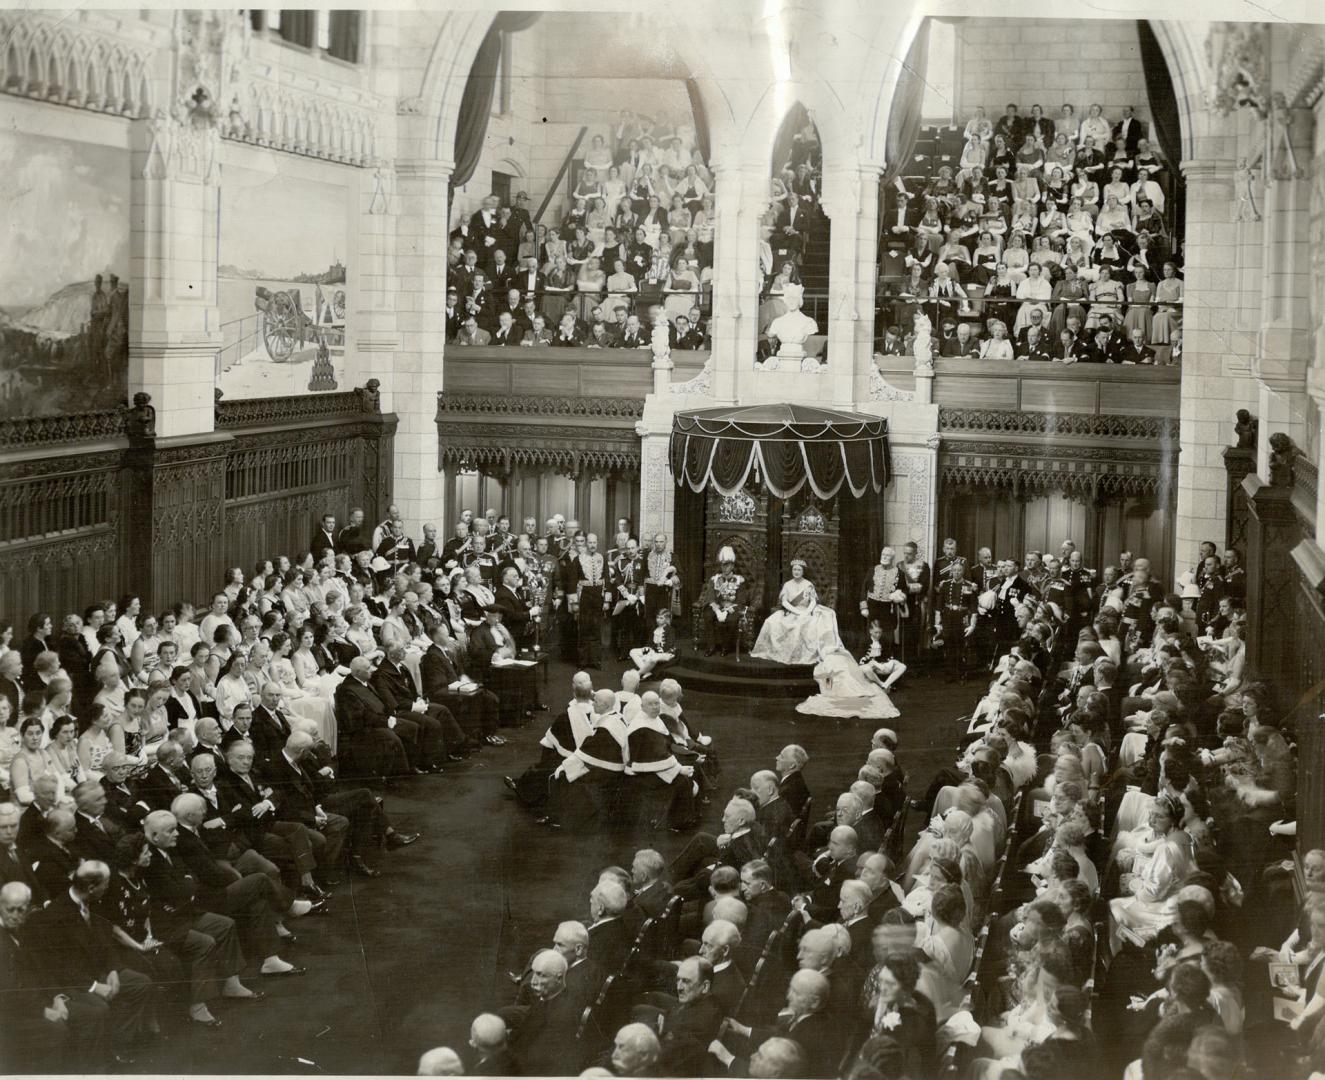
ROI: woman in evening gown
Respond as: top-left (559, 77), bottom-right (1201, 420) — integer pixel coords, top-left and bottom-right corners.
top-left (751, 560), bottom-right (843, 665)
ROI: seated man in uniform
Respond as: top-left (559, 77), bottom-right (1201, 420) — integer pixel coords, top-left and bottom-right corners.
top-left (700, 547), bottom-right (753, 657)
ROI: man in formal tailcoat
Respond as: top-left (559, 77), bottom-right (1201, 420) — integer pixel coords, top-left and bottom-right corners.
top-left (860, 547), bottom-right (907, 659)
top-left (333, 658), bottom-right (412, 781)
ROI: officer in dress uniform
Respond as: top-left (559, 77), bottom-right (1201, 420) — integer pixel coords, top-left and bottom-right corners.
top-left (643, 534), bottom-right (680, 631)
top-left (700, 547), bottom-right (751, 656)
top-left (1022, 551), bottom-right (1049, 595)
top-left (573, 534), bottom-right (608, 669)
top-left (993, 560), bottom-right (1035, 652)
top-left (1120, 561), bottom-right (1161, 652)
top-left (608, 538), bottom-right (645, 660)
top-left (1060, 550), bottom-right (1098, 640)
top-left (974, 549), bottom-right (1001, 595)
top-left (899, 541), bottom-right (931, 666)
top-left (935, 558), bottom-right (978, 681)
top-left (859, 546), bottom-right (907, 659)
top-left (462, 534), bottom-right (500, 586)
top-left (1221, 549), bottom-right (1246, 603)
top-left (933, 538), bottom-right (963, 595)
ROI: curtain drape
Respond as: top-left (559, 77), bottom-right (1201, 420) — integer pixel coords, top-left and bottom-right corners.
top-left (882, 18), bottom-right (932, 189)
top-left (685, 78), bottom-right (711, 163)
top-left (278, 10), bottom-right (316, 47)
top-left (1136, 20), bottom-right (1185, 237)
top-left (451, 12), bottom-right (543, 191)
top-left (327, 12), bottom-right (361, 63)
top-left (771, 102), bottom-right (811, 174)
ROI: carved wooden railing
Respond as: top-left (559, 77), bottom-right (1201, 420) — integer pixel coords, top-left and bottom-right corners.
top-left (0, 409), bottom-right (128, 450)
top-left (215, 383), bottom-right (383, 429)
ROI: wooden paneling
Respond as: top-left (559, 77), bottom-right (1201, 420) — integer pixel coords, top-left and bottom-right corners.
top-left (442, 347), bottom-right (711, 401)
top-left (1020, 381), bottom-right (1097, 414)
top-left (931, 376), bottom-right (1019, 409)
top-left (1022, 496), bottom-right (1091, 558)
top-left (1099, 381), bottom-right (1181, 417)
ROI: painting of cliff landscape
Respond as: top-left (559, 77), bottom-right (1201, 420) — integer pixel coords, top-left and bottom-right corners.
top-left (217, 162), bottom-right (350, 400)
top-left (0, 130), bottom-right (130, 418)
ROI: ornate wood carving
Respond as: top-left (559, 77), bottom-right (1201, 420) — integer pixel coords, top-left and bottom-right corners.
top-left (0, 410), bottom-right (128, 450)
top-left (435, 392), bottom-right (645, 421)
top-left (216, 385), bottom-right (383, 428)
top-left (939, 408), bottom-right (1180, 441)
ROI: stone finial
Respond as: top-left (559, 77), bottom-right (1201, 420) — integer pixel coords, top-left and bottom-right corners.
top-left (124, 392), bottom-right (156, 439)
top-left (1268, 431), bottom-right (1297, 487)
top-left (1233, 409), bottom-right (1257, 449)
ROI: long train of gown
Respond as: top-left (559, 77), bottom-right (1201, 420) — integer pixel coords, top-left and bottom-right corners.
top-left (796, 648), bottom-right (901, 720)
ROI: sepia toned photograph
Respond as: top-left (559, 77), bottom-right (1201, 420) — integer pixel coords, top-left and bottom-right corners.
top-left (0, 1), bottom-right (1323, 1077)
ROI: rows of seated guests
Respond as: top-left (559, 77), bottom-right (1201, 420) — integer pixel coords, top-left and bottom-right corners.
top-left (759, 118), bottom-right (825, 289)
top-left (879, 100), bottom-right (1184, 357)
top-left (0, 505), bottom-right (648, 1068)
top-left (421, 712), bottom-right (948, 1078)
top-left (446, 108), bottom-right (716, 350)
top-left (903, 537), bottom-right (1306, 1079)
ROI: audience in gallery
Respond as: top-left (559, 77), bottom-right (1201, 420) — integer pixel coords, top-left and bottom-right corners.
top-left (446, 108), bottom-right (715, 352)
top-left (407, 530), bottom-right (1301, 1078)
top-left (880, 99), bottom-right (1184, 365)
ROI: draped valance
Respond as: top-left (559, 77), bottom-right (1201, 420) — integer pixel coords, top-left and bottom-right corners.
top-left (669, 404), bottom-right (889, 500)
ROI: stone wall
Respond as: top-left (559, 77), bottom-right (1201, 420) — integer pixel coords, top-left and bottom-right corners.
top-left (956, 18), bottom-right (1152, 123)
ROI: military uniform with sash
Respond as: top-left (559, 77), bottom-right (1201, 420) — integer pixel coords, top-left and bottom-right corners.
top-left (935, 571), bottom-right (978, 680)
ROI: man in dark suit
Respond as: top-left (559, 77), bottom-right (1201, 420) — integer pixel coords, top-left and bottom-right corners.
top-left (513, 254), bottom-right (544, 302)
top-left (136, 741), bottom-right (192, 811)
top-left (618, 313), bottom-right (649, 349)
top-left (1112, 106), bottom-right (1146, 155)
top-left (310, 513), bottom-right (338, 560)
top-left (669, 797), bottom-right (767, 898)
top-left (139, 809), bottom-right (258, 1023)
top-left (333, 658), bottom-right (412, 781)
top-left (508, 950), bottom-right (585, 1077)
top-left (470, 606), bottom-right (541, 722)
top-left (738, 859), bottom-right (793, 970)
top-left (709, 968), bottom-right (839, 1078)
top-left (796, 826), bottom-right (859, 922)
top-left (370, 645), bottom-right (458, 772)
top-left (71, 781), bottom-right (121, 865)
top-left (697, 920), bottom-right (747, 1014)
top-left (860, 850), bottom-right (905, 922)
top-left (0, 803), bottom-right (46, 906)
top-left (26, 861), bottom-right (152, 1064)
top-left (493, 564), bottom-right (533, 645)
top-left (751, 770), bottom-right (794, 842)
top-left (651, 957), bottom-right (724, 1076)
top-left (1119, 327), bottom-right (1156, 365)
top-left (488, 251), bottom-right (516, 296)
top-left (27, 810), bottom-right (81, 900)
top-left (1015, 308), bottom-right (1049, 355)
top-left (264, 730), bottom-right (397, 880)
top-left (420, 621), bottom-right (502, 748)
top-left (468, 195), bottom-right (504, 262)
top-left (774, 744), bottom-right (811, 820)
top-left (587, 879), bottom-right (632, 976)
top-left (492, 310), bottom-right (524, 346)
top-left (462, 272), bottom-right (496, 331)
top-left (993, 104), bottom-right (1023, 146)
top-left (465, 1013), bottom-right (519, 1077)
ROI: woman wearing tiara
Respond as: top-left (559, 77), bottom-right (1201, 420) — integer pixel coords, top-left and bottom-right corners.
top-left (751, 558), bottom-right (843, 665)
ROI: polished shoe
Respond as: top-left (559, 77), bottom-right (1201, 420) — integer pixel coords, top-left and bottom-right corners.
top-left (304, 899), bottom-right (330, 916)
top-left (447, 753), bottom-right (467, 762)
top-left (413, 767), bottom-right (429, 775)
top-left (276, 931), bottom-right (299, 945)
top-left (386, 831), bottom-right (420, 849)
top-left (484, 734), bottom-right (506, 746)
top-left (191, 1015), bottom-right (223, 1028)
top-left (532, 703), bottom-right (548, 711)
top-left (224, 990), bottom-right (267, 1002)
top-left (503, 775), bottom-right (519, 793)
top-left (349, 855), bottom-right (381, 878)
top-left (301, 883), bottom-right (330, 901)
top-left (317, 872), bottom-right (342, 888)
top-left (260, 965), bottom-right (308, 978)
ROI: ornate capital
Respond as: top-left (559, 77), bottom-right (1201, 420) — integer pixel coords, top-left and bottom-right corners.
top-left (1207, 22), bottom-right (1270, 117)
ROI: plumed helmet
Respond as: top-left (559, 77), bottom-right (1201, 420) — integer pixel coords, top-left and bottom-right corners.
top-left (978, 590), bottom-right (997, 613)
top-left (718, 546), bottom-right (736, 565)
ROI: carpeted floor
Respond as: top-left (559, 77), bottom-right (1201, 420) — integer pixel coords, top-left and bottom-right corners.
top-left (116, 657), bottom-right (979, 1075)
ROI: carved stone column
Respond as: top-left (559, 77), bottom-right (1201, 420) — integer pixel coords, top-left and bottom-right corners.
top-left (1175, 156), bottom-right (1259, 573)
top-left (391, 159), bottom-right (453, 529)
top-left (708, 161), bottom-right (760, 403)
top-left (819, 165), bottom-right (881, 407)
top-left (128, 114), bottom-right (223, 440)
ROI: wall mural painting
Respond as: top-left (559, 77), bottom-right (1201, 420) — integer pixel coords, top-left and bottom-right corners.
top-left (0, 131), bottom-right (131, 418)
top-left (217, 163), bottom-right (349, 400)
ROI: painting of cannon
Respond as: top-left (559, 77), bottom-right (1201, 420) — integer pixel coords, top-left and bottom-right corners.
top-left (253, 283), bottom-right (345, 362)
top-left (217, 162), bottom-right (351, 399)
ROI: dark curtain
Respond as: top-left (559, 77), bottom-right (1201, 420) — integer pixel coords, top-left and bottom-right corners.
top-left (278, 10), bottom-right (317, 47)
top-left (451, 12), bottom-right (543, 191)
top-left (1136, 21), bottom-right (1185, 237)
top-left (771, 102), bottom-right (811, 173)
top-left (685, 78), bottom-right (711, 163)
top-left (675, 482), bottom-right (706, 628)
top-left (327, 12), bottom-right (361, 63)
top-left (882, 18), bottom-right (932, 188)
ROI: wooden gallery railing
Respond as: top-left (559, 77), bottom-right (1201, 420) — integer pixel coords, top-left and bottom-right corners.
top-left (0, 384), bottom-right (396, 618)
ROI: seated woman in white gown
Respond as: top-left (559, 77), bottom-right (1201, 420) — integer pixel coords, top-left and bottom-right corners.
top-left (751, 559), bottom-right (843, 665)
top-left (796, 646), bottom-right (902, 720)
